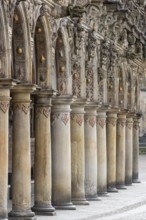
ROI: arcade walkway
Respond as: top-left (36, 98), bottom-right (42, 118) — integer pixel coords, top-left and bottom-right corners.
top-left (8, 154), bottom-right (146, 220)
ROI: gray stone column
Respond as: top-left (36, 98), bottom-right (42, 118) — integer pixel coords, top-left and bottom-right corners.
top-left (9, 85), bottom-right (36, 220)
top-left (125, 114), bottom-right (133, 185)
top-left (32, 91), bottom-right (55, 215)
top-left (51, 96), bottom-right (76, 210)
top-left (116, 112), bottom-right (126, 189)
top-left (106, 111), bottom-right (118, 193)
top-left (133, 114), bottom-right (141, 183)
top-left (71, 101), bottom-right (89, 205)
top-left (0, 80), bottom-right (12, 220)
top-left (97, 110), bottom-right (108, 196)
top-left (85, 105), bottom-right (99, 201)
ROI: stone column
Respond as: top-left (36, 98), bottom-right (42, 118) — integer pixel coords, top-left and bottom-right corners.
top-left (97, 110), bottom-right (108, 196)
top-left (85, 105), bottom-right (100, 201)
top-left (125, 114), bottom-right (133, 185)
top-left (116, 112), bottom-right (127, 189)
top-left (71, 101), bottom-right (89, 205)
top-left (51, 96), bottom-right (76, 210)
top-left (0, 80), bottom-right (12, 220)
top-left (133, 114), bottom-right (141, 183)
top-left (32, 91), bottom-right (55, 215)
top-left (106, 111), bottom-right (118, 193)
top-left (8, 85), bottom-right (36, 220)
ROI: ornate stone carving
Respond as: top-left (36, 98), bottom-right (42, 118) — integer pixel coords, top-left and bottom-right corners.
top-left (85, 115), bottom-right (96, 128)
top-left (117, 119), bottom-right (126, 127)
top-left (97, 118), bottom-right (106, 128)
top-left (0, 101), bottom-right (9, 113)
top-left (71, 114), bottom-right (84, 126)
top-left (51, 113), bottom-right (70, 125)
top-left (107, 118), bottom-right (117, 127)
top-left (13, 103), bottom-right (30, 114)
top-left (36, 107), bottom-right (50, 118)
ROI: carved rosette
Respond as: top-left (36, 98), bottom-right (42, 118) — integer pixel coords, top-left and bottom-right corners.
top-left (107, 118), bottom-right (117, 127)
top-left (0, 101), bottom-right (9, 113)
top-left (51, 113), bottom-right (70, 126)
top-left (71, 114), bottom-right (84, 126)
top-left (13, 103), bottom-right (30, 114)
top-left (36, 107), bottom-right (50, 119)
top-left (97, 118), bottom-right (106, 128)
top-left (85, 115), bottom-right (96, 128)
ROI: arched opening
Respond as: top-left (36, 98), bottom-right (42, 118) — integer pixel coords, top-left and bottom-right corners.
top-left (127, 70), bottom-right (132, 110)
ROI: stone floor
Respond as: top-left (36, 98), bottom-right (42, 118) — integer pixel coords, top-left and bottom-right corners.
top-left (8, 154), bottom-right (146, 220)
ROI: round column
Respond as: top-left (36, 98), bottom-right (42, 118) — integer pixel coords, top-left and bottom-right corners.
top-left (106, 111), bottom-right (118, 193)
top-left (0, 85), bottom-right (11, 220)
top-left (97, 111), bottom-right (108, 196)
top-left (51, 96), bottom-right (76, 210)
top-left (8, 85), bottom-right (36, 220)
top-left (125, 114), bottom-right (133, 185)
top-left (133, 114), bottom-right (141, 183)
top-left (71, 101), bottom-right (89, 205)
top-left (85, 106), bottom-right (99, 201)
top-left (116, 112), bottom-right (126, 190)
top-left (32, 91), bottom-right (55, 215)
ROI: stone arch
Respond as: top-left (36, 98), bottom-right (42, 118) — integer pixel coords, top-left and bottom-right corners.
top-left (55, 25), bottom-right (72, 95)
top-left (126, 67), bottom-right (133, 110)
top-left (33, 15), bottom-right (52, 87)
top-left (0, 1), bottom-right (10, 78)
top-left (12, 4), bottom-right (31, 82)
top-left (134, 77), bottom-right (140, 111)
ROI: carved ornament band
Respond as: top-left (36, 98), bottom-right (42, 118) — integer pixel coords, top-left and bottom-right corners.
top-left (36, 107), bottom-right (50, 118)
top-left (107, 119), bottom-right (117, 127)
top-left (13, 103), bottom-right (30, 114)
top-left (0, 101), bottom-right (9, 113)
top-left (85, 116), bottom-right (96, 128)
top-left (71, 114), bottom-right (84, 126)
top-left (51, 113), bottom-right (70, 126)
top-left (97, 118), bottom-right (106, 128)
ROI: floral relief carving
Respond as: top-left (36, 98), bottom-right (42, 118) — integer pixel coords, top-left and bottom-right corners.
top-left (71, 114), bottom-right (84, 126)
top-left (13, 103), bottom-right (30, 114)
top-left (117, 120), bottom-right (126, 127)
top-left (85, 115), bottom-right (96, 128)
top-left (107, 118), bottom-right (117, 127)
top-left (36, 107), bottom-right (50, 118)
top-left (126, 121), bottom-right (133, 129)
top-left (51, 113), bottom-right (70, 125)
top-left (97, 118), bottom-right (106, 128)
top-left (0, 101), bottom-right (9, 113)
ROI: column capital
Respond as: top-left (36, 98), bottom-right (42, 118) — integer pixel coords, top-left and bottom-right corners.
top-left (34, 89), bottom-right (57, 106)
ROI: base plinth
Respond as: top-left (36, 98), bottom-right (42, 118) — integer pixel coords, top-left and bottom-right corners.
top-left (116, 185), bottom-right (127, 190)
top-left (133, 178), bottom-right (141, 183)
top-left (98, 192), bottom-right (109, 197)
top-left (8, 211), bottom-right (36, 220)
top-left (32, 205), bottom-right (56, 216)
top-left (72, 199), bottom-right (89, 205)
top-left (107, 187), bottom-right (118, 193)
top-left (54, 202), bottom-right (76, 210)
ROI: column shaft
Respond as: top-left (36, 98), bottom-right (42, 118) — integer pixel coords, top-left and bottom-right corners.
top-left (97, 111), bottom-right (107, 195)
top-left (133, 115), bottom-right (140, 183)
top-left (0, 88), bottom-right (10, 220)
top-left (125, 115), bottom-right (133, 185)
top-left (116, 113), bottom-right (126, 189)
top-left (71, 103), bottom-right (89, 205)
top-left (85, 107), bottom-right (99, 200)
top-left (107, 112), bottom-right (118, 193)
top-left (51, 96), bottom-right (75, 210)
top-left (9, 85), bottom-right (36, 220)
top-left (32, 92), bottom-right (55, 215)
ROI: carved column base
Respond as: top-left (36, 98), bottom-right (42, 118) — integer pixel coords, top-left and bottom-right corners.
top-left (8, 211), bottom-right (36, 220)
top-left (32, 205), bottom-right (55, 216)
top-left (107, 186), bottom-right (118, 193)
